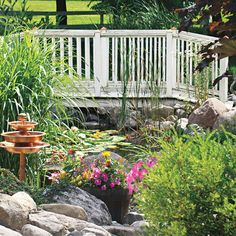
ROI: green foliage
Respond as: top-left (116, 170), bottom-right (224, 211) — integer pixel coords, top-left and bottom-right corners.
top-left (0, 168), bottom-right (47, 204)
top-left (137, 131), bottom-right (236, 235)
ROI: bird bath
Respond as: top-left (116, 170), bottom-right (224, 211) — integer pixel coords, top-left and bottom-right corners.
top-left (0, 113), bottom-right (49, 181)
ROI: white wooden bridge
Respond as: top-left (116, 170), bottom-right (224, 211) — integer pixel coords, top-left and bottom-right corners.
top-left (34, 29), bottom-right (229, 105)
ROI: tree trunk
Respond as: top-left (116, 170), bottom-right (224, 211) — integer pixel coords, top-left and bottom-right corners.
top-left (56, 0), bottom-right (67, 26)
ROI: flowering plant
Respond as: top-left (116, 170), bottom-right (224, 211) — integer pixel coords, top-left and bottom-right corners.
top-left (48, 150), bottom-right (157, 195)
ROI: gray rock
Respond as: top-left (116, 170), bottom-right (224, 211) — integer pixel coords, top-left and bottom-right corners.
top-left (45, 186), bottom-right (112, 226)
top-left (81, 227), bottom-right (111, 236)
top-left (124, 110), bottom-right (141, 129)
top-left (160, 121), bottom-right (175, 130)
top-left (29, 211), bottom-right (66, 236)
top-left (188, 98), bottom-right (228, 129)
top-left (123, 212), bottom-right (144, 225)
top-left (131, 221), bottom-right (149, 235)
top-left (0, 225), bottom-right (22, 236)
top-left (166, 115), bottom-right (178, 122)
top-left (213, 109), bottom-right (236, 132)
top-left (40, 203), bottom-right (88, 221)
top-left (21, 224), bottom-right (53, 236)
top-left (151, 105), bottom-right (174, 120)
top-left (0, 198), bottom-right (28, 230)
top-left (83, 122), bottom-right (100, 130)
top-left (175, 108), bottom-right (188, 119)
top-left (176, 118), bottom-right (189, 133)
top-left (11, 192), bottom-right (37, 212)
top-left (103, 225), bottom-right (137, 236)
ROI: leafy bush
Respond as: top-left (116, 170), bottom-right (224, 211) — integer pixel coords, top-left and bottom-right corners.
top-left (137, 131), bottom-right (236, 235)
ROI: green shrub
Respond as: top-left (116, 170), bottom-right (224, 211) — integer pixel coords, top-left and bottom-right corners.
top-left (137, 131), bottom-right (236, 235)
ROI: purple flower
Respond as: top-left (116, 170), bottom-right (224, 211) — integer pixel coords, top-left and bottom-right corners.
top-left (95, 179), bottom-right (102, 186)
top-left (110, 182), bottom-right (115, 188)
top-left (101, 185), bottom-right (107, 191)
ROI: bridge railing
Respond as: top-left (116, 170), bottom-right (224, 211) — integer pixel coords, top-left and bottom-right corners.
top-left (33, 29), bottom-right (228, 102)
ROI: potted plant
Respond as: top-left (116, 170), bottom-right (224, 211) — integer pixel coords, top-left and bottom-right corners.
top-left (48, 150), bottom-right (157, 223)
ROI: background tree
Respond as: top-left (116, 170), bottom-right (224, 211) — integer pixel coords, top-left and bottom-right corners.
top-left (56, 0), bottom-right (67, 25)
top-left (177, 0), bottom-right (236, 85)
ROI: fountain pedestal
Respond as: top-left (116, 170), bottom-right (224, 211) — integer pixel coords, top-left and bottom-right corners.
top-left (0, 113), bottom-right (49, 181)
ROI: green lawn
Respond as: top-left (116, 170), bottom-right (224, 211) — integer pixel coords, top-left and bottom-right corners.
top-left (14, 0), bottom-right (109, 26)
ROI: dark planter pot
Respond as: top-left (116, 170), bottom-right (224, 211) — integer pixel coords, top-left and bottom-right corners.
top-left (83, 188), bottom-right (131, 223)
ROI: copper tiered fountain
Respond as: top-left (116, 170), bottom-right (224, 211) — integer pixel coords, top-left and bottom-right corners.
top-left (0, 114), bottom-right (49, 181)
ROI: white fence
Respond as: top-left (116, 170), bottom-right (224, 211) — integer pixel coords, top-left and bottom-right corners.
top-left (34, 29), bottom-right (229, 102)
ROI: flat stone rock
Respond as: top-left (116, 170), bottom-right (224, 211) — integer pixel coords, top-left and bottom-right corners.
top-left (29, 211), bottom-right (66, 236)
top-left (0, 225), bottom-right (22, 236)
top-left (29, 210), bottom-right (110, 236)
top-left (21, 224), bottom-right (53, 236)
top-left (45, 185), bottom-right (112, 225)
top-left (40, 203), bottom-right (88, 221)
top-left (81, 227), bottom-right (111, 236)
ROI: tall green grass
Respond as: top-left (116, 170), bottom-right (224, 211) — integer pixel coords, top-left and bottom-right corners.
top-left (0, 30), bottom-right (80, 185)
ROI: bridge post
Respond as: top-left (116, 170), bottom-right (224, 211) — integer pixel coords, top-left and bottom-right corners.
top-left (166, 31), bottom-right (176, 97)
top-left (219, 57), bottom-right (229, 102)
top-left (94, 31), bottom-right (102, 96)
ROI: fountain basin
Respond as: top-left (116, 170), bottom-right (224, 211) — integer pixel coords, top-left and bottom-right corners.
top-left (0, 141), bottom-right (50, 154)
top-left (9, 121), bottom-right (38, 131)
top-left (1, 131), bottom-right (45, 143)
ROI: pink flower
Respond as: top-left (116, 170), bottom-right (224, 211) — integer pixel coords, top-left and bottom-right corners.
top-left (115, 178), bottom-right (121, 186)
top-left (101, 173), bottom-right (108, 182)
top-left (48, 172), bottom-right (60, 183)
top-left (95, 179), bottom-right (102, 186)
top-left (146, 158), bottom-right (157, 168)
top-left (93, 168), bottom-right (101, 175)
top-left (101, 185), bottom-right (107, 191)
top-left (139, 168), bottom-right (148, 180)
top-left (110, 182), bottom-right (115, 188)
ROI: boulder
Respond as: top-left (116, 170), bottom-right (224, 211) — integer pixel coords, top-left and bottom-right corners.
top-left (103, 225), bottom-right (137, 236)
top-left (21, 224), bottom-right (53, 236)
top-left (40, 204), bottom-right (88, 221)
top-left (45, 186), bottom-right (112, 226)
top-left (0, 198), bottom-right (28, 230)
top-left (188, 98), bottom-right (228, 129)
top-left (213, 109), bottom-right (236, 132)
top-left (0, 225), bottom-right (22, 236)
top-left (123, 212), bottom-right (144, 225)
top-left (11, 191), bottom-right (37, 212)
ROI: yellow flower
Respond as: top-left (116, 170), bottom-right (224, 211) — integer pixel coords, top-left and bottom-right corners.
top-left (82, 172), bottom-right (90, 180)
top-left (60, 171), bottom-right (67, 179)
top-left (102, 151), bottom-right (111, 158)
top-left (105, 159), bottom-right (111, 167)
